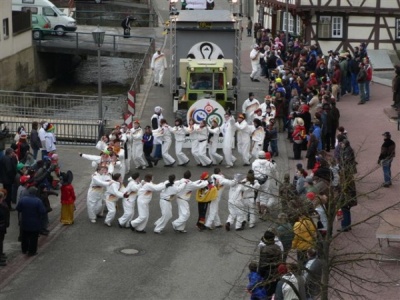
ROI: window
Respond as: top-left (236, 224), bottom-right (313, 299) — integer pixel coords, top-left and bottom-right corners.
top-left (318, 16), bottom-right (343, 39)
top-left (43, 7), bottom-right (56, 17)
top-left (318, 16), bottom-right (331, 38)
top-left (396, 19), bottom-right (400, 39)
top-left (3, 18), bottom-right (9, 39)
top-left (22, 7), bottom-right (38, 14)
top-left (296, 16), bottom-right (301, 35)
top-left (332, 16), bottom-right (343, 38)
top-left (22, 0), bottom-right (35, 3)
top-left (282, 12), bottom-right (294, 33)
top-left (32, 16), bottom-right (38, 25)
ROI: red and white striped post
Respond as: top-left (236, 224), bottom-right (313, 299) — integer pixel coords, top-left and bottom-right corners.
top-left (125, 90), bottom-right (136, 128)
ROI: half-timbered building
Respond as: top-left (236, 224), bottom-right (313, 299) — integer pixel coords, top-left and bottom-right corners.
top-left (255, 0), bottom-right (400, 54)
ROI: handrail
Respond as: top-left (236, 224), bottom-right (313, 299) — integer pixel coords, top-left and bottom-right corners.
top-left (35, 30), bottom-right (155, 54)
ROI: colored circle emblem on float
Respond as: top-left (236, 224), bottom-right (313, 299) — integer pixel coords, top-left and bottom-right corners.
top-left (187, 99), bottom-right (226, 127)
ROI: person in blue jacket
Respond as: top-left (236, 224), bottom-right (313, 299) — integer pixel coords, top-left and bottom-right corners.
top-left (247, 261), bottom-right (267, 300)
top-left (16, 187), bottom-right (46, 256)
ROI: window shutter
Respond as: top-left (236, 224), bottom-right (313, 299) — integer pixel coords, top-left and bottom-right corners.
top-left (277, 11), bottom-right (282, 31)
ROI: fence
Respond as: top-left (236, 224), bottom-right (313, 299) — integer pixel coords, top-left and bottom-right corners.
top-left (0, 91), bottom-right (124, 144)
top-left (75, 10), bottom-right (158, 28)
top-left (1, 120), bottom-right (100, 146)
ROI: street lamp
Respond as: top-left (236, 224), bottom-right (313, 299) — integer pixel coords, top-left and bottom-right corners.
top-left (92, 26), bottom-right (105, 139)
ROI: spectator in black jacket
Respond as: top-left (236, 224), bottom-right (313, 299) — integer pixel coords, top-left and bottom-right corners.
top-left (0, 122), bottom-right (9, 160)
top-left (30, 121), bottom-right (42, 160)
top-left (0, 189), bottom-right (10, 266)
top-left (0, 148), bottom-right (18, 209)
top-left (16, 187), bottom-right (46, 256)
top-left (378, 132), bottom-right (396, 187)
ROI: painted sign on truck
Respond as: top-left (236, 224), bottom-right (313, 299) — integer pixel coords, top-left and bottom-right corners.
top-left (185, 0), bottom-right (207, 10)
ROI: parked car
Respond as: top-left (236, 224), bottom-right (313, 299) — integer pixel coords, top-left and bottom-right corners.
top-left (32, 14), bottom-right (52, 40)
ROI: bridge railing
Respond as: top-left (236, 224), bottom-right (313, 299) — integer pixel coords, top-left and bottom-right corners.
top-left (0, 90), bottom-right (123, 122)
top-left (1, 119), bottom-right (99, 146)
top-left (75, 10), bottom-right (158, 27)
top-left (128, 36), bottom-right (155, 95)
top-left (35, 31), bottom-right (155, 55)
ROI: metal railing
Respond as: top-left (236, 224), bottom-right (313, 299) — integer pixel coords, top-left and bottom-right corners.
top-left (128, 37), bottom-right (155, 94)
top-left (75, 10), bottom-right (158, 27)
top-left (0, 90), bottom-right (123, 122)
top-left (35, 30), bottom-right (155, 57)
top-left (1, 120), bottom-right (99, 146)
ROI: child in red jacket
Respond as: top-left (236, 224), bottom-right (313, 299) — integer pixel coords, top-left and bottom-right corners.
top-left (60, 171), bottom-right (76, 225)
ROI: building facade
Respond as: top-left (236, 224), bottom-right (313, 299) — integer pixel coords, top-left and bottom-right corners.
top-left (0, 1), bottom-right (34, 90)
top-left (255, 0), bottom-right (400, 54)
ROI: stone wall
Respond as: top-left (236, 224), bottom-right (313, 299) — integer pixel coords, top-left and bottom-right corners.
top-left (0, 47), bottom-right (38, 91)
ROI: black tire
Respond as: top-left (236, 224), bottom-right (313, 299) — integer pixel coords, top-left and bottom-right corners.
top-left (32, 30), bottom-right (42, 40)
top-left (54, 26), bottom-right (66, 36)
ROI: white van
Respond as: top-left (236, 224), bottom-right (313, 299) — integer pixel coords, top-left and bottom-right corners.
top-left (12, 0), bottom-right (77, 36)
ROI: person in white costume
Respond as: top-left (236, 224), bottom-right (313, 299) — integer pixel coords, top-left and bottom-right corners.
top-left (151, 49), bottom-right (168, 87)
top-left (259, 95), bottom-right (276, 116)
top-left (204, 168), bottom-right (225, 229)
top-left (104, 173), bottom-right (126, 227)
top-left (252, 151), bottom-right (277, 218)
top-left (154, 174), bottom-right (186, 234)
top-left (218, 174), bottom-right (248, 231)
top-left (235, 114), bottom-right (252, 166)
top-left (249, 44), bottom-right (265, 82)
top-left (241, 171), bottom-right (260, 228)
top-left (171, 170), bottom-right (208, 233)
top-left (251, 119), bottom-right (265, 159)
top-left (129, 120), bottom-right (147, 170)
top-left (207, 119), bottom-right (224, 165)
top-left (153, 119), bottom-right (176, 167)
top-left (220, 113), bottom-right (236, 168)
top-left (86, 166), bottom-right (111, 223)
top-left (79, 150), bottom-right (119, 175)
top-left (242, 92), bottom-right (260, 124)
top-left (130, 174), bottom-right (166, 233)
top-left (171, 118), bottom-right (190, 166)
top-left (263, 152), bottom-right (279, 213)
top-left (188, 118), bottom-right (201, 166)
top-left (196, 120), bottom-right (212, 167)
top-left (118, 172), bottom-right (142, 228)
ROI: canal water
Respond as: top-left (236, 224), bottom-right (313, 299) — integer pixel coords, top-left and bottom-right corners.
top-left (46, 56), bottom-right (142, 96)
